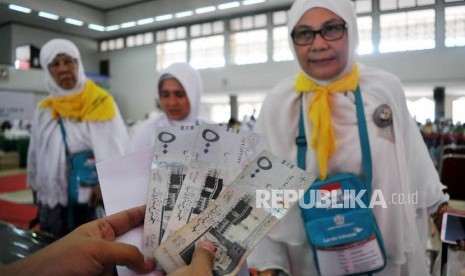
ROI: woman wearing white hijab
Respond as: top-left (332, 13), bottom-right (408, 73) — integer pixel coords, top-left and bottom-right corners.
top-left (27, 39), bottom-right (129, 237)
top-left (130, 62), bottom-right (209, 151)
top-left (247, 0), bottom-right (452, 275)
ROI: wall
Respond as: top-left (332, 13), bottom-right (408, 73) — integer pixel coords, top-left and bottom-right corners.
top-left (0, 25), bottom-right (12, 65)
top-left (1, 23), bottom-right (465, 122)
top-left (358, 47), bottom-right (465, 94)
top-left (1, 24), bottom-right (99, 77)
top-left (100, 45), bottom-right (157, 121)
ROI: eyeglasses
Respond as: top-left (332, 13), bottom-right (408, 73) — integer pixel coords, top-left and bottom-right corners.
top-left (291, 23), bottom-right (347, 46)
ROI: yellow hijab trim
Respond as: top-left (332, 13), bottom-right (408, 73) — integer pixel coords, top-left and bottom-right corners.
top-left (295, 65), bottom-right (359, 180)
top-left (40, 80), bottom-right (115, 121)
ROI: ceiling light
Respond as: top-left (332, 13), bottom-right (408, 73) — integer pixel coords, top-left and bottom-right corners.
top-left (38, 11), bottom-right (59, 20)
top-left (218, 2), bottom-right (240, 10)
top-left (65, 18), bottom-right (84, 26)
top-left (137, 18), bottom-right (154, 25)
top-left (105, 25), bottom-right (120, 31)
top-left (155, 14), bottom-right (173, 21)
top-left (243, 0), bottom-right (265, 5)
top-left (175, 11), bottom-right (193, 18)
top-left (195, 6), bottom-right (216, 14)
top-left (121, 21), bottom-right (136, 28)
top-left (8, 4), bottom-right (31, 13)
top-left (89, 24), bottom-right (105, 31)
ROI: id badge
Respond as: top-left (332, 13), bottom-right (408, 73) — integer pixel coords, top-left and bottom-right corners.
top-left (316, 234), bottom-right (385, 276)
top-left (78, 185), bottom-right (92, 204)
top-left (300, 173), bottom-right (386, 276)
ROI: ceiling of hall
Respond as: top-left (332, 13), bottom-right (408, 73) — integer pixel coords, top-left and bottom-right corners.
top-left (66, 0), bottom-right (155, 11)
top-left (0, 0), bottom-right (292, 40)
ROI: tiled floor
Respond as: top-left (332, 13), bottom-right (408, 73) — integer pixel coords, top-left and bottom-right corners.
top-left (0, 169), bottom-right (37, 229)
top-left (0, 169), bottom-right (32, 204)
top-left (0, 189), bottom-right (33, 204)
top-left (0, 168), bottom-right (26, 177)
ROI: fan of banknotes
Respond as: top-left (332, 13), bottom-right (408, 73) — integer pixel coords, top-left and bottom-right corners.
top-left (144, 124), bottom-right (314, 275)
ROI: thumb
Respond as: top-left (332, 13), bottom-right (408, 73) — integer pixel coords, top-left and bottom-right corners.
top-left (190, 241), bottom-right (215, 272)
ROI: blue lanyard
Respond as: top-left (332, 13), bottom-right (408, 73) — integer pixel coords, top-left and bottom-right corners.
top-left (57, 117), bottom-right (70, 156)
top-left (296, 86), bottom-right (372, 185)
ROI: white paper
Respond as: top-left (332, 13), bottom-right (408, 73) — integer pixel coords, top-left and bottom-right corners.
top-left (97, 147), bottom-right (156, 276)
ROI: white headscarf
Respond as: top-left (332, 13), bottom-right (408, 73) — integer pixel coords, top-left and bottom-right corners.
top-left (287, 0), bottom-right (359, 85)
top-left (156, 62), bottom-right (203, 126)
top-left (39, 39), bottom-right (87, 96)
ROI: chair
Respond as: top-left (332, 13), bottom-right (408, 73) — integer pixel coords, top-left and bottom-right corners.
top-left (443, 144), bottom-right (465, 155)
top-left (439, 154), bottom-right (465, 201)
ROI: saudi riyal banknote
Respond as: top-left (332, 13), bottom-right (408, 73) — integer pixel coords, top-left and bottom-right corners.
top-left (160, 124), bottom-right (263, 243)
top-left (154, 150), bottom-right (316, 276)
top-left (143, 125), bottom-right (198, 255)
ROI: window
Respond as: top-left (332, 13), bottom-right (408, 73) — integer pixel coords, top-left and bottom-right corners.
top-left (189, 21), bottom-right (225, 69)
top-left (408, 97), bottom-right (435, 124)
top-left (126, 32), bottom-right (153, 48)
top-left (453, 97), bottom-right (465, 123)
top-left (190, 35), bottom-right (225, 69)
top-left (126, 36), bottom-right (136, 48)
top-left (273, 10), bottom-right (287, 25)
top-left (156, 27), bottom-right (188, 70)
top-left (203, 94), bottom-right (264, 124)
top-left (190, 21), bottom-right (224, 37)
top-left (272, 11), bottom-right (293, 62)
top-left (100, 38), bottom-right (124, 52)
top-left (230, 14), bottom-right (267, 30)
top-left (230, 29), bottom-right (268, 65)
top-left (357, 16), bottom-right (373, 54)
top-left (273, 26), bottom-right (293, 61)
top-left (406, 99), bottom-right (415, 119)
top-left (351, 0), bottom-right (372, 14)
top-left (210, 104), bottom-right (231, 123)
top-left (230, 14), bottom-right (268, 65)
top-left (379, 9), bottom-right (435, 53)
top-left (238, 102), bottom-right (262, 123)
top-left (156, 41), bottom-right (187, 70)
top-left (445, 6), bottom-right (465, 47)
top-left (379, 0), bottom-right (435, 11)
top-left (144, 32), bottom-right (154, 44)
top-left (100, 41), bottom-right (108, 52)
top-left (157, 27), bottom-right (187, 42)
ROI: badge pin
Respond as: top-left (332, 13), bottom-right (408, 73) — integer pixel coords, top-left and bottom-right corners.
top-left (373, 104), bottom-right (393, 128)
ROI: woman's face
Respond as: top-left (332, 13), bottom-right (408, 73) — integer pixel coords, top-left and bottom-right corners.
top-left (292, 7), bottom-right (349, 80)
top-left (158, 78), bottom-right (191, 121)
top-left (47, 54), bottom-right (78, 90)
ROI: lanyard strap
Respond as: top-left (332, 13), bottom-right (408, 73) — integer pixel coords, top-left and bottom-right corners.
top-left (296, 86), bottom-right (372, 185)
top-left (57, 117), bottom-right (70, 156)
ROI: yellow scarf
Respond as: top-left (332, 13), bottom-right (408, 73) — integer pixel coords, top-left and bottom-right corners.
top-left (40, 80), bottom-right (115, 121)
top-left (295, 65), bottom-right (359, 180)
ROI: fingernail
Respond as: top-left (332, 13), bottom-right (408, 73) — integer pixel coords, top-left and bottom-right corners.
top-left (197, 240), bottom-right (215, 255)
top-left (144, 255), bottom-right (156, 270)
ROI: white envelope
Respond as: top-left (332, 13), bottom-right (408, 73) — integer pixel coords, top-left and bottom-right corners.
top-left (97, 147), bottom-right (162, 276)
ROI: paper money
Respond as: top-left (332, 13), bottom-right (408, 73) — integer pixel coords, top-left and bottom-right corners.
top-left (143, 125), bottom-right (198, 255)
top-left (161, 124), bottom-right (263, 242)
top-left (154, 150), bottom-right (315, 275)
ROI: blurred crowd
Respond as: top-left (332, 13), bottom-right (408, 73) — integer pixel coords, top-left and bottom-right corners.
top-left (418, 118), bottom-right (465, 166)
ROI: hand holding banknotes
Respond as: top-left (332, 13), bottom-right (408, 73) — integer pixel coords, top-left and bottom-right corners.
top-left (0, 205), bottom-right (215, 276)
